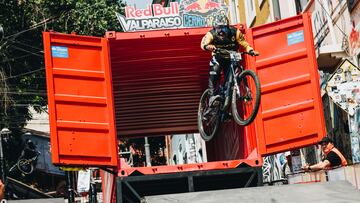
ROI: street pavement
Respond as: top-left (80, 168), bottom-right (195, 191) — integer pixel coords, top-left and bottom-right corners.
top-left (144, 181), bottom-right (360, 203)
top-left (8, 198), bottom-right (63, 203)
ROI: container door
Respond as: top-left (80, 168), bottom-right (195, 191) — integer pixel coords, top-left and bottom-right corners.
top-left (43, 32), bottom-right (118, 167)
top-left (246, 13), bottom-right (326, 156)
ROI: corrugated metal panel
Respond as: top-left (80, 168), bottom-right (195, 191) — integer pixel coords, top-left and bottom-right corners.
top-left (43, 32), bottom-right (118, 167)
top-left (206, 122), bottom-right (245, 162)
top-left (108, 28), bottom-right (210, 137)
top-left (247, 13), bottom-right (326, 156)
top-left (206, 119), bottom-right (260, 162)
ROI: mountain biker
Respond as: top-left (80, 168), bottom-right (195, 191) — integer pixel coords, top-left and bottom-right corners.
top-left (200, 13), bottom-right (259, 109)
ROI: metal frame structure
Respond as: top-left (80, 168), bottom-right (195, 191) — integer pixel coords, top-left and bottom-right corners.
top-left (42, 13), bottom-right (327, 202)
top-left (116, 166), bottom-right (263, 203)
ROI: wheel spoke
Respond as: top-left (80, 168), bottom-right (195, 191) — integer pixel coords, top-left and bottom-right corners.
top-left (198, 89), bottom-right (220, 141)
top-left (231, 70), bottom-right (261, 126)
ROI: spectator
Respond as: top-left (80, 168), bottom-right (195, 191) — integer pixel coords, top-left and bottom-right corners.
top-left (302, 137), bottom-right (347, 172)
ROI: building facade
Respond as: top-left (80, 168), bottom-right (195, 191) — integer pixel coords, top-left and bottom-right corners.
top-left (235, 0), bottom-right (271, 26)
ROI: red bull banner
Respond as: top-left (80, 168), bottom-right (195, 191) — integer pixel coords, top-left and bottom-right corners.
top-left (116, 0), bottom-right (228, 32)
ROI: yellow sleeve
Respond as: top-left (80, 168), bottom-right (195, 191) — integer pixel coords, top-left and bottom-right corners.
top-left (236, 29), bottom-right (253, 52)
top-left (200, 32), bottom-right (214, 50)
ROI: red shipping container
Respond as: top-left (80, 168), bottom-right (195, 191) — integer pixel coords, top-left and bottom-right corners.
top-left (43, 13), bottom-right (325, 170)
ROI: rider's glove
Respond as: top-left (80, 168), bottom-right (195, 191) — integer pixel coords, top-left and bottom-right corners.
top-left (249, 50), bottom-right (256, 56)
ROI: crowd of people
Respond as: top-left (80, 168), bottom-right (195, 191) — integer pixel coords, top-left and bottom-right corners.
top-left (118, 139), bottom-right (166, 167)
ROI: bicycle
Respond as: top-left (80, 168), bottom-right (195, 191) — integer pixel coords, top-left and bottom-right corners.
top-left (197, 48), bottom-right (261, 141)
top-left (9, 151), bottom-right (40, 175)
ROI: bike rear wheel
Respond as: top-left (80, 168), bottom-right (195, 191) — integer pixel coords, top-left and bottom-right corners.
top-left (198, 89), bottom-right (220, 141)
top-left (232, 70), bottom-right (261, 126)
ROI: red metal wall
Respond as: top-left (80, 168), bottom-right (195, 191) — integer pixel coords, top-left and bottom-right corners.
top-left (247, 13), bottom-right (326, 156)
top-left (107, 28), bottom-right (210, 137)
top-left (206, 123), bottom-right (246, 161)
top-left (43, 33), bottom-right (118, 166)
top-left (107, 27), bottom-right (256, 162)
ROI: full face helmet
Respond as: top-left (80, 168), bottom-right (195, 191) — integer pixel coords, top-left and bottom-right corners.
top-left (212, 13), bottom-right (230, 36)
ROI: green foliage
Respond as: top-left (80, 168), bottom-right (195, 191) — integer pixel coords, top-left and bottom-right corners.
top-left (0, 0), bottom-right (125, 177)
top-left (0, 0), bottom-right (124, 131)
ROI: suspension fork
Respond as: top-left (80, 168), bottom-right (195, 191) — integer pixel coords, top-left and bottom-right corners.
top-left (222, 63), bottom-right (236, 110)
top-left (231, 64), bottom-right (242, 98)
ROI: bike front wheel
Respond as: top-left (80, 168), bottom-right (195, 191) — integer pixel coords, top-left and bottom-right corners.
top-left (198, 89), bottom-right (220, 141)
top-left (232, 70), bottom-right (261, 126)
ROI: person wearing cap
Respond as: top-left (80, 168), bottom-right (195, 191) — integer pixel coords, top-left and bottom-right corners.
top-left (200, 13), bottom-right (259, 110)
top-left (303, 137), bottom-right (347, 172)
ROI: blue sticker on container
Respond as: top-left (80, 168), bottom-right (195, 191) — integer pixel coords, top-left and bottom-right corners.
top-left (287, 30), bottom-right (304, 46)
top-left (51, 46), bottom-right (69, 58)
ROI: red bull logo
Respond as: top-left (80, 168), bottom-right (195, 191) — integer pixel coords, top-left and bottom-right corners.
top-left (185, 2), bottom-right (201, 12)
top-left (125, 2), bottom-right (179, 18)
top-left (117, 0), bottom-right (227, 31)
top-left (205, 1), bottom-right (221, 10)
top-left (185, 0), bottom-right (221, 13)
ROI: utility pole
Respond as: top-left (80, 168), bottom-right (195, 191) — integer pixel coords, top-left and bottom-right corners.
top-left (0, 129), bottom-right (7, 182)
top-left (144, 137), bottom-right (151, 166)
top-left (0, 25), bottom-right (3, 41)
top-left (0, 128), bottom-right (10, 200)
top-left (66, 171), bottom-right (75, 203)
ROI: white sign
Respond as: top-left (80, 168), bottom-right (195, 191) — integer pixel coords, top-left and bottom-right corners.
top-left (326, 59), bottom-right (360, 115)
top-left (77, 169), bottom-right (91, 193)
top-left (117, 1), bottom-right (228, 32)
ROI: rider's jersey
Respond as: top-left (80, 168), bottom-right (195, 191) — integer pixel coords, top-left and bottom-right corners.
top-left (200, 26), bottom-right (253, 55)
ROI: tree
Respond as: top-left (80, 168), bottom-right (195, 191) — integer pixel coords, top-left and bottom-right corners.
top-left (0, 0), bottom-right (125, 130)
top-left (0, 0), bottom-right (125, 180)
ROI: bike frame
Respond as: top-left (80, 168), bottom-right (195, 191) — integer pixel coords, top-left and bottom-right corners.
top-left (215, 50), bottom-right (245, 120)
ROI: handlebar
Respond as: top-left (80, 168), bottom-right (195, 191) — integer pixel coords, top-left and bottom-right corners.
top-left (213, 48), bottom-right (259, 56)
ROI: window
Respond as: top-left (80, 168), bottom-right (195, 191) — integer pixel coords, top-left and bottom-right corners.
top-left (229, 0), bottom-right (240, 24)
top-left (271, 0), bottom-right (281, 21)
top-left (172, 155), bottom-right (177, 165)
top-left (348, 0), bottom-right (360, 12)
top-left (245, 0), bottom-right (256, 26)
top-left (295, 0), bottom-right (310, 14)
top-left (270, 0), bottom-right (297, 21)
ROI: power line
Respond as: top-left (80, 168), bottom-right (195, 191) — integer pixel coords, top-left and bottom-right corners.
top-left (14, 40), bottom-right (43, 51)
top-left (0, 52), bottom-right (44, 64)
top-left (3, 87), bottom-right (47, 91)
top-left (2, 92), bottom-right (47, 96)
top-left (5, 39), bottom-right (43, 51)
top-left (1, 100), bottom-right (46, 102)
top-left (315, 0), bottom-right (348, 38)
top-left (3, 103), bottom-right (42, 108)
top-left (4, 68), bottom-right (45, 80)
top-left (2, 91), bottom-right (47, 95)
top-left (4, 16), bottom-right (57, 40)
top-left (10, 45), bottom-right (44, 57)
top-left (3, 1), bottom-right (109, 40)
top-left (3, 89), bottom-right (47, 92)
top-left (0, 117), bottom-right (48, 120)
